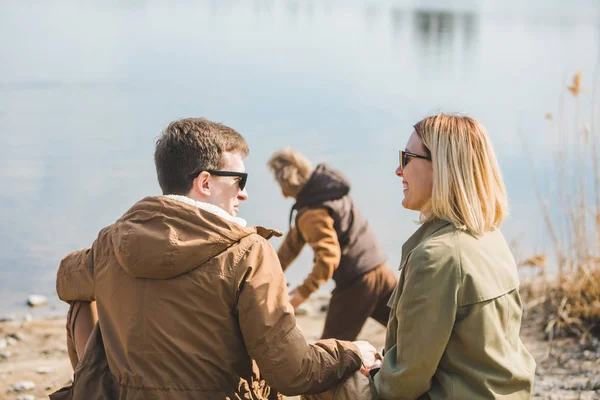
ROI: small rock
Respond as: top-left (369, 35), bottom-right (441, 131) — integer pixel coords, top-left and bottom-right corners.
top-left (295, 305), bottom-right (310, 316)
top-left (0, 314), bottom-right (16, 322)
top-left (0, 351), bottom-right (12, 359)
top-left (11, 380), bottom-right (35, 392)
top-left (566, 358), bottom-right (578, 368)
top-left (6, 337), bottom-right (18, 346)
top-left (16, 395), bottom-right (35, 400)
top-left (589, 377), bottom-right (600, 390)
top-left (0, 338), bottom-right (6, 349)
top-left (27, 294), bottom-right (48, 307)
top-left (36, 366), bottom-right (54, 374)
top-left (535, 366), bottom-right (546, 375)
top-left (8, 332), bottom-right (25, 341)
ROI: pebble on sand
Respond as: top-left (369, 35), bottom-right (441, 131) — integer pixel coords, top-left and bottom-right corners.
top-left (16, 395), bottom-right (36, 400)
top-left (0, 351), bottom-right (12, 359)
top-left (11, 380), bottom-right (35, 392)
top-left (27, 295), bottom-right (48, 308)
top-left (9, 332), bottom-right (25, 341)
top-left (35, 367), bottom-right (54, 374)
top-left (0, 338), bottom-right (6, 350)
top-left (294, 305), bottom-right (310, 316)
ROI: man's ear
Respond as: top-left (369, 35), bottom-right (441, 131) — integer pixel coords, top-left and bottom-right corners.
top-left (191, 171), bottom-right (211, 198)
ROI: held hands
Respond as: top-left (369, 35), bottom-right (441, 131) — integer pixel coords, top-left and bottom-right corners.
top-left (353, 340), bottom-right (383, 377)
top-left (288, 287), bottom-right (308, 309)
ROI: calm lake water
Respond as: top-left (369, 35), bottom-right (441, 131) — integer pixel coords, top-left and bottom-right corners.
top-left (1, 0), bottom-right (599, 316)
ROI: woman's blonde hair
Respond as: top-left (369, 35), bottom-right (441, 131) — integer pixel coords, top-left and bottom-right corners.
top-left (414, 113), bottom-right (508, 236)
top-left (267, 148), bottom-right (314, 197)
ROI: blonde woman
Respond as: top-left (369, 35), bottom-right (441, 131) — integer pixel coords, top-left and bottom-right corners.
top-left (306, 114), bottom-right (536, 400)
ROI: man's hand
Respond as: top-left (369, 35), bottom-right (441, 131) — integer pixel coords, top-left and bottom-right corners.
top-left (353, 340), bottom-right (382, 377)
top-left (289, 287), bottom-right (307, 309)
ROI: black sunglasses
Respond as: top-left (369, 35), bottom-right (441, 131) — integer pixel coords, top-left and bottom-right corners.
top-left (189, 170), bottom-right (248, 191)
top-left (399, 150), bottom-right (431, 169)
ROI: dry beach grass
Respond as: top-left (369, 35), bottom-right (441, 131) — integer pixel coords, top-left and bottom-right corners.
top-left (519, 70), bottom-right (600, 346)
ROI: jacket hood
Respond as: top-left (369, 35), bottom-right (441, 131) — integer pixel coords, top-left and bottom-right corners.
top-left (110, 196), bottom-right (278, 279)
top-left (294, 164), bottom-right (350, 210)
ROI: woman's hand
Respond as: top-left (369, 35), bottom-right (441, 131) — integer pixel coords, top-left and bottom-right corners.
top-left (353, 341), bottom-right (382, 376)
top-left (353, 340), bottom-right (382, 376)
top-left (359, 359), bottom-right (382, 377)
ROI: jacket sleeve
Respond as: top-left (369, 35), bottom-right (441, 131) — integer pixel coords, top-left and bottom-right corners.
top-left (277, 224), bottom-right (306, 272)
top-left (373, 243), bottom-right (459, 400)
top-left (56, 244), bottom-right (96, 303)
top-left (295, 208), bottom-right (341, 298)
top-left (235, 236), bottom-right (362, 396)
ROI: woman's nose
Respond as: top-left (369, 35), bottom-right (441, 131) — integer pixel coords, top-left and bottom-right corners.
top-left (238, 187), bottom-right (248, 200)
top-left (395, 165), bottom-right (403, 177)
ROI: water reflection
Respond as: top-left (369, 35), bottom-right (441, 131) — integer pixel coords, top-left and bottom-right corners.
top-left (390, 7), bottom-right (405, 36)
top-left (363, 5), bottom-right (381, 33)
top-left (411, 10), bottom-right (478, 73)
top-left (285, 0), bottom-right (299, 18)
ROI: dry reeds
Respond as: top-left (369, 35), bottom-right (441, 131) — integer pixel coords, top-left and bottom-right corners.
top-left (521, 70), bottom-right (600, 344)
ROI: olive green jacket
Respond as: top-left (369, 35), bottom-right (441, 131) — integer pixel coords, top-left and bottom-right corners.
top-left (372, 219), bottom-right (536, 400)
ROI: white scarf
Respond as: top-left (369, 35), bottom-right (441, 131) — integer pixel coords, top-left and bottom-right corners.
top-left (164, 195), bottom-right (247, 227)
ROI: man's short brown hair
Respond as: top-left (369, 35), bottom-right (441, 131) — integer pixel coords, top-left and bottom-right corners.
top-left (154, 118), bottom-right (249, 195)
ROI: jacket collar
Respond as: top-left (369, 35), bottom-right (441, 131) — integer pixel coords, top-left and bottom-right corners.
top-left (163, 195), bottom-right (280, 239)
top-left (289, 164), bottom-right (351, 227)
top-left (400, 218), bottom-right (453, 268)
top-left (164, 195), bottom-right (248, 227)
top-left (112, 196), bottom-right (281, 280)
top-left (294, 164), bottom-right (350, 209)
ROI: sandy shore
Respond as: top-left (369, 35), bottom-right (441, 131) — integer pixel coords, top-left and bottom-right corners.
top-left (1, 298), bottom-right (598, 399)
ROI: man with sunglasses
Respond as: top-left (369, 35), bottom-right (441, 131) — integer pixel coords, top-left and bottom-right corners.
top-left (53, 118), bottom-right (376, 399)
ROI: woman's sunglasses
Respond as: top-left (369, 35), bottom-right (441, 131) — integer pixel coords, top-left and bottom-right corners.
top-left (399, 150), bottom-right (432, 169)
top-left (189, 170), bottom-right (248, 190)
